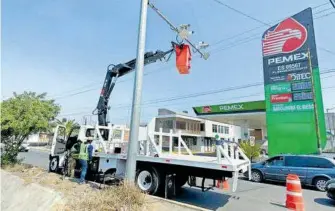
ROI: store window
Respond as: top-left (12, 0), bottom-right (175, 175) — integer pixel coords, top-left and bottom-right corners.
top-left (176, 121), bottom-right (186, 130)
top-left (200, 123), bottom-right (205, 131)
top-left (212, 124), bottom-right (218, 133)
top-left (224, 126), bottom-right (229, 134)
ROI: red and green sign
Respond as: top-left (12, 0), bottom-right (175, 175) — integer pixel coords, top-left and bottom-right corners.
top-left (193, 100), bottom-right (265, 115)
top-left (262, 8), bottom-right (326, 155)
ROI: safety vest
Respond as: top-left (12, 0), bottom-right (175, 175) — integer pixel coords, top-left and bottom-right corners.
top-left (78, 143), bottom-right (88, 161)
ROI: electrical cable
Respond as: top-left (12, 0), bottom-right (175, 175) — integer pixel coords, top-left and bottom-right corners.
top-left (329, 0), bottom-right (335, 9)
top-left (208, 1), bottom-right (333, 52)
top-left (57, 84), bottom-right (335, 118)
top-left (59, 69), bottom-right (335, 117)
top-left (211, 0), bottom-right (270, 26)
top-left (49, 1), bottom-right (334, 100)
top-left (208, 0), bottom-right (335, 55)
top-left (314, 11), bottom-right (335, 19)
top-left (313, 7), bottom-right (334, 15)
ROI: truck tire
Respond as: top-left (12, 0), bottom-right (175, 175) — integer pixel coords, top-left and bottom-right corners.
top-left (135, 167), bottom-right (161, 195)
top-left (49, 156), bottom-right (59, 173)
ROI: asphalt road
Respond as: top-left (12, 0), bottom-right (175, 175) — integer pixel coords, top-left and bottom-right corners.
top-left (19, 149), bottom-right (335, 211)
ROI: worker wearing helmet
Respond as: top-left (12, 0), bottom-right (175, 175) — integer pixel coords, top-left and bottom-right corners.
top-left (77, 139), bottom-right (93, 184)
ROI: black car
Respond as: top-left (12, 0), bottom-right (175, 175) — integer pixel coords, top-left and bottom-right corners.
top-left (325, 179), bottom-right (335, 200)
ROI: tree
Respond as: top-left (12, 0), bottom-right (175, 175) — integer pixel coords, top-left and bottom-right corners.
top-left (1, 92), bottom-right (60, 165)
top-left (56, 118), bottom-right (80, 137)
top-left (240, 140), bottom-right (261, 162)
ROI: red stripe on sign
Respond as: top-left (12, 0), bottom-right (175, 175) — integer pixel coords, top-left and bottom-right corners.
top-left (165, 159), bottom-right (171, 163)
top-left (221, 165), bottom-right (227, 169)
top-left (271, 93), bottom-right (292, 103)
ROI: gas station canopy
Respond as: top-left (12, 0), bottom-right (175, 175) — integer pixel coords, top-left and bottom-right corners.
top-left (193, 100), bottom-right (266, 129)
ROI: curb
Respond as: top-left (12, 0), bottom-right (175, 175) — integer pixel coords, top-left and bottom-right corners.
top-left (30, 147), bottom-right (50, 152)
top-left (148, 195), bottom-right (212, 211)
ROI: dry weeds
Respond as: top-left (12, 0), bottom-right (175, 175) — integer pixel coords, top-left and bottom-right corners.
top-left (2, 164), bottom-right (147, 211)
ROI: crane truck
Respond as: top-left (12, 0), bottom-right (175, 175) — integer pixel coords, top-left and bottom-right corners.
top-left (49, 43), bottom-right (251, 197)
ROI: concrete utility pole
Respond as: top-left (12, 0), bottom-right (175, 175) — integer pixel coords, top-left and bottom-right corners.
top-left (125, 0), bottom-right (149, 181)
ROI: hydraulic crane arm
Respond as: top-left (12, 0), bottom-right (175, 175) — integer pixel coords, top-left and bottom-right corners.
top-left (93, 48), bottom-right (174, 126)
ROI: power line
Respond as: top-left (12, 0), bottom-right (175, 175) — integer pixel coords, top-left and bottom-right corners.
top-left (314, 11), bottom-right (335, 19)
top-left (211, 0), bottom-right (270, 26)
top-left (318, 46), bottom-right (335, 55)
top-left (50, 2), bottom-right (334, 100)
top-left (313, 7), bottom-right (334, 15)
top-left (314, 1), bottom-right (333, 9)
top-left (57, 84), bottom-right (335, 118)
top-left (52, 63), bottom-right (176, 100)
top-left (329, 0), bottom-right (335, 9)
top-left (59, 70), bottom-right (335, 116)
top-left (210, 34), bottom-right (260, 54)
top-left (208, 1), bottom-right (333, 51)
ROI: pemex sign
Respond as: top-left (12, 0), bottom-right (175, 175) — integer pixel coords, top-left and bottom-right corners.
top-left (262, 8), bottom-right (326, 155)
top-left (193, 101), bottom-right (265, 115)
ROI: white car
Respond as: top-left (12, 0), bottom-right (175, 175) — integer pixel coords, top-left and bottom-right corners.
top-left (19, 143), bottom-right (30, 152)
top-left (0, 142), bottom-right (29, 153)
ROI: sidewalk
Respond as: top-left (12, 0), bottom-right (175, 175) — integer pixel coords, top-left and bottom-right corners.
top-left (29, 145), bottom-right (51, 152)
top-left (1, 166), bottom-right (204, 211)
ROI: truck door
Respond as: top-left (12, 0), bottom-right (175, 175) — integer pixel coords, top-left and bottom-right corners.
top-left (50, 125), bottom-right (66, 156)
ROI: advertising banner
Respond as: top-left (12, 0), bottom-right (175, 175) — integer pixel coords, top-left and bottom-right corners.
top-left (262, 8), bottom-right (326, 155)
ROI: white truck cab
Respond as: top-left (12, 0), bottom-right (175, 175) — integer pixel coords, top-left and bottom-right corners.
top-left (49, 124), bottom-right (129, 173)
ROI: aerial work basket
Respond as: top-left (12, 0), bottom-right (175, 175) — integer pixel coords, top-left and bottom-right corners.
top-left (175, 44), bottom-right (191, 74)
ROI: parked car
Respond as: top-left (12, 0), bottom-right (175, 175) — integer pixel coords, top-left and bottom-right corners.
top-left (1, 142), bottom-right (29, 152)
top-left (325, 179), bottom-right (335, 200)
top-left (19, 143), bottom-right (30, 152)
top-left (249, 154), bottom-right (335, 191)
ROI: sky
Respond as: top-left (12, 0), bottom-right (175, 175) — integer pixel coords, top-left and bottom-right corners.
top-left (2, 0), bottom-right (335, 125)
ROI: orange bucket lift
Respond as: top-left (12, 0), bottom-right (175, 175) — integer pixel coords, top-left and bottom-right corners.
top-left (175, 44), bottom-right (192, 74)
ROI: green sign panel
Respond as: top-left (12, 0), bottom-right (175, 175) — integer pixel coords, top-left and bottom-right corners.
top-left (193, 100), bottom-right (265, 115)
top-left (270, 101), bottom-right (314, 112)
top-left (269, 83), bottom-right (291, 94)
top-left (262, 8), bottom-right (326, 155)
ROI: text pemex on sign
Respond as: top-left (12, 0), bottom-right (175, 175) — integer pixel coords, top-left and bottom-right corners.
top-left (262, 7), bottom-right (326, 155)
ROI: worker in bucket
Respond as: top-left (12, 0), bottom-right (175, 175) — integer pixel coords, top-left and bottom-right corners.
top-left (77, 139), bottom-right (93, 184)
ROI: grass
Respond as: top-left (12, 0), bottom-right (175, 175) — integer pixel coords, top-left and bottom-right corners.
top-left (2, 164), bottom-right (147, 211)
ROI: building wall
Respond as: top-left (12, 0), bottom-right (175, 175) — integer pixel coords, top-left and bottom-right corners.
top-left (202, 119), bottom-right (241, 141)
top-left (154, 117), bottom-right (201, 135)
top-left (146, 113), bottom-right (243, 153)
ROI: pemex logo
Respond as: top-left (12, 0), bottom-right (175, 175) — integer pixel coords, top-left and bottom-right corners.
top-left (262, 18), bottom-right (307, 56)
top-left (202, 106), bottom-right (212, 113)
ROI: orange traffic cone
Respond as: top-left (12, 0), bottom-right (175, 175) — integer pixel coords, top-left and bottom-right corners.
top-left (286, 174), bottom-right (304, 211)
top-left (223, 179), bottom-right (229, 190)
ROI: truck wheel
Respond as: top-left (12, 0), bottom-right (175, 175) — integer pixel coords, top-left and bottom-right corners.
top-left (49, 156), bottom-right (59, 173)
top-left (135, 167), bottom-right (160, 195)
top-left (102, 169), bottom-right (116, 185)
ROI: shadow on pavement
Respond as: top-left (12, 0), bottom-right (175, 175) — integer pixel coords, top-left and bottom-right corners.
top-left (269, 202), bottom-right (286, 208)
top-left (314, 198), bottom-right (335, 207)
top-left (239, 176), bottom-right (318, 192)
top-left (173, 187), bottom-right (231, 210)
